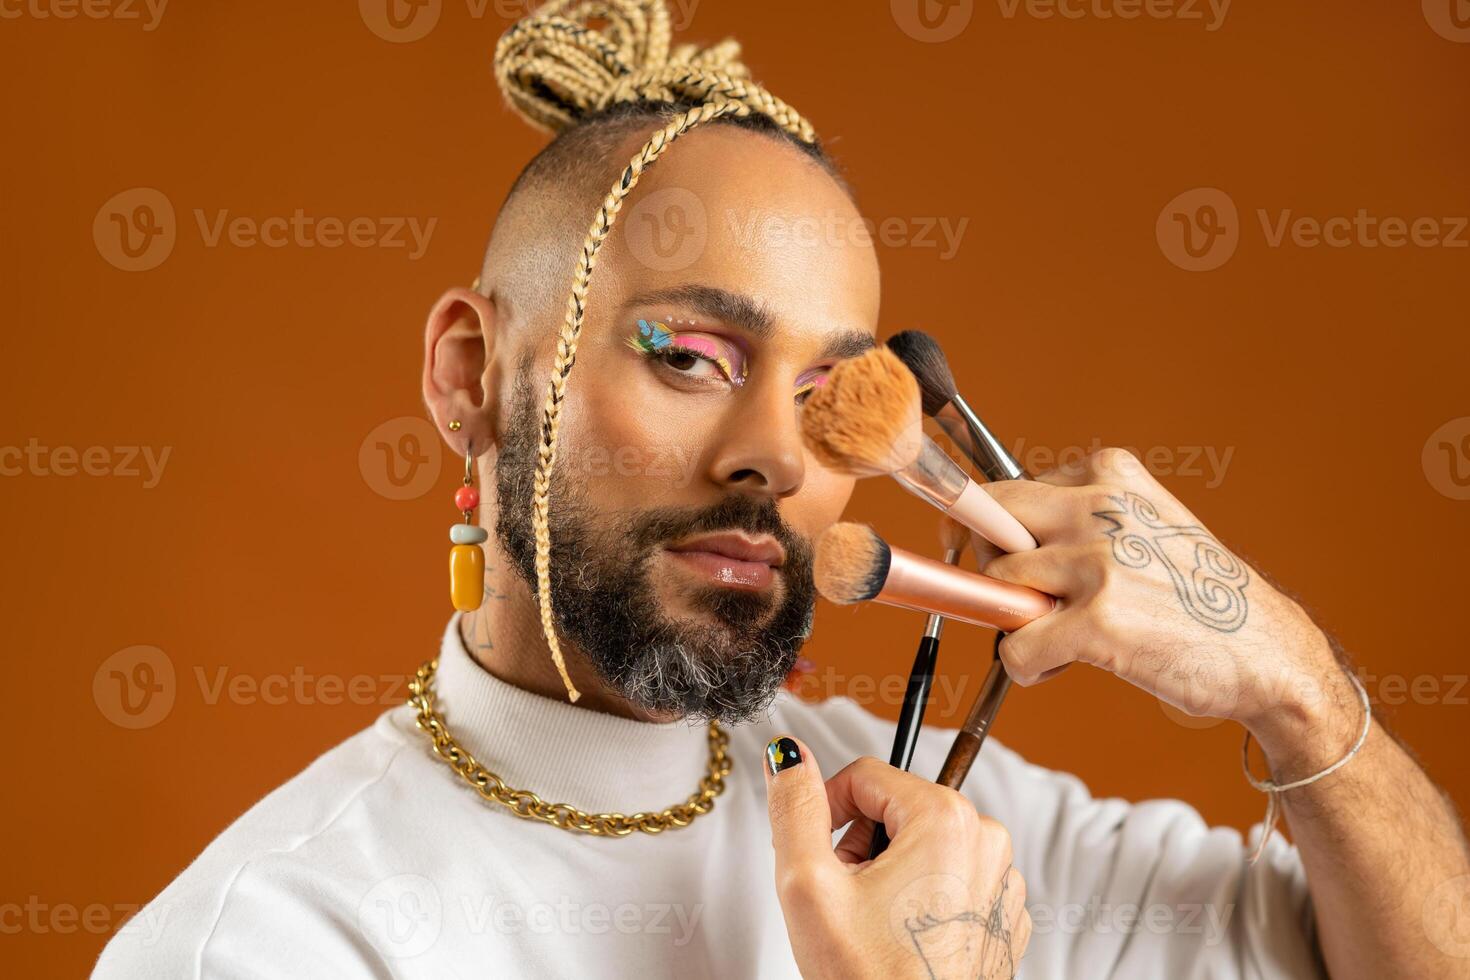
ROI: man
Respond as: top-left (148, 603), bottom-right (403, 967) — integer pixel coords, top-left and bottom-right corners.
top-left (96, 5), bottom-right (1469, 978)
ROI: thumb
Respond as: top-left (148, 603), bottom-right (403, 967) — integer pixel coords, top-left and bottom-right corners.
top-left (763, 735), bottom-right (837, 874)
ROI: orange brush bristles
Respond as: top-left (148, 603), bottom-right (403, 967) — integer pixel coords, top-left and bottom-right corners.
top-left (814, 522), bottom-right (891, 604)
top-left (800, 347), bottom-right (924, 477)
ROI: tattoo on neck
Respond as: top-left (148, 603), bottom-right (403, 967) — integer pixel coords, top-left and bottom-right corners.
top-left (1093, 491), bottom-right (1250, 632)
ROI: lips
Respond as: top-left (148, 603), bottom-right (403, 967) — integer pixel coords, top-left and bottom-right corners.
top-left (664, 532), bottom-right (786, 590)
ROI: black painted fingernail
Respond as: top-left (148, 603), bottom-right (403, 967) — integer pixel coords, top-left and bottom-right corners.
top-left (766, 735), bottom-right (803, 775)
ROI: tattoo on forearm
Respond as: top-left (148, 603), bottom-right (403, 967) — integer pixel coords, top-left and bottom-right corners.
top-left (1093, 491), bottom-right (1250, 632)
top-left (904, 867), bottom-right (1017, 979)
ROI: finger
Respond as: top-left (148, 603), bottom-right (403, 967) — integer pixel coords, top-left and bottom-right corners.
top-left (980, 545), bottom-right (1088, 599)
top-left (996, 611), bottom-right (1083, 686)
top-left (833, 815), bottom-right (879, 866)
top-left (763, 735), bottom-right (839, 875)
top-left (822, 756), bottom-right (947, 843)
top-left (977, 481), bottom-right (1090, 546)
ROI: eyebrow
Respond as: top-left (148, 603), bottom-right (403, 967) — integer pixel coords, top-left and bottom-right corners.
top-left (624, 283), bottom-right (876, 361)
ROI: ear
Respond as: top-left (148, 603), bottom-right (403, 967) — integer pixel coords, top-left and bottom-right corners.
top-left (422, 286), bottom-right (502, 456)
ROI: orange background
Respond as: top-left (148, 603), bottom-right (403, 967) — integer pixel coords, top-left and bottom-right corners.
top-left (4, 1), bottom-right (1469, 974)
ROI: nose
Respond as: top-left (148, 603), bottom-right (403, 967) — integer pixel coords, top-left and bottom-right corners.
top-left (706, 378), bottom-right (807, 499)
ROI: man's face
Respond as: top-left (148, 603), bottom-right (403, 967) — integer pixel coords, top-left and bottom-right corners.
top-left (496, 127), bottom-right (881, 723)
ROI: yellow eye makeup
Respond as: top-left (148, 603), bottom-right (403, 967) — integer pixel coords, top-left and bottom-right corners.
top-left (627, 318), bottom-right (748, 386)
top-left (794, 369), bottom-right (830, 401)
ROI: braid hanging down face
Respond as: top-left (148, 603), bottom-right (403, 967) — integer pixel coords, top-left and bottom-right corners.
top-left (426, 0), bottom-right (880, 721)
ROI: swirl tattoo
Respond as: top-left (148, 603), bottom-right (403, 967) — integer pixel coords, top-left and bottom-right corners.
top-left (1093, 492), bottom-right (1250, 632)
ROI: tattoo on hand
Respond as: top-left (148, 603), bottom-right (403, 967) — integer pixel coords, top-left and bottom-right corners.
top-left (904, 867), bottom-right (1017, 980)
top-left (1093, 492), bottom-right (1250, 632)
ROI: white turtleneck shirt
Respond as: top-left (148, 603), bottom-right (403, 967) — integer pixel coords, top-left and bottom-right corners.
top-left (94, 618), bottom-right (1321, 978)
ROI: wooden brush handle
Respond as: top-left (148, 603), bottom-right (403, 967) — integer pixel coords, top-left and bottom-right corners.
top-left (937, 640), bottom-right (1012, 790)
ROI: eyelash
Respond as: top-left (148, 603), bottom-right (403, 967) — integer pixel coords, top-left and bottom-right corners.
top-left (629, 320), bottom-right (829, 400)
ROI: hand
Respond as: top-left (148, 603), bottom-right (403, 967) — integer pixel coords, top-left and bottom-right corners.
top-left (972, 448), bottom-right (1360, 775)
top-left (763, 736), bottom-right (1029, 979)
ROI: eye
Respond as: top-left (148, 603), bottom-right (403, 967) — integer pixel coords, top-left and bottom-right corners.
top-left (657, 345), bottom-right (726, 379)
top-left (794, 370), bottom-right (830, 405)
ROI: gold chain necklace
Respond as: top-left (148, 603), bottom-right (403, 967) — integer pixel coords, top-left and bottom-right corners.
top-left (407, 659), bottom-right (732, 836)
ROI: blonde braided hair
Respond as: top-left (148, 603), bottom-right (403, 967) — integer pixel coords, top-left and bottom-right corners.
top-left (492, 0), bottom-right (818, 702)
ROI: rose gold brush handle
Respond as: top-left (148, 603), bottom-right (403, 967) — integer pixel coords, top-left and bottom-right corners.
top-left (876, 546), bottom-right (1054, 633)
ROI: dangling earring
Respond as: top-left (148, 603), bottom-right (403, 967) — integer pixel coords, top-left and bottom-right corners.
top-left (448, 427), bottom-right (488, 613)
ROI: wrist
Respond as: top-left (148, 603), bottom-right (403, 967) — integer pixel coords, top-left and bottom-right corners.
top-left (1239, 631), bottom-right (1366, 783)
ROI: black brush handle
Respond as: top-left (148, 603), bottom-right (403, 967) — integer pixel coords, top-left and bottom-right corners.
top-left (867, 634), bottom-right (940, 859)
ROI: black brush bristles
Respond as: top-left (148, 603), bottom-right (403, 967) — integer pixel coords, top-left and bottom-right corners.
top-left (886, 330), bottom-right (957, 417)
top-left (858, 533), bottom-right (892, 601)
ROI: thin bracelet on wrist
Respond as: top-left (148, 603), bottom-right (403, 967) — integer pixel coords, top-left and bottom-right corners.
top-left (1240, 669), bottom-right (1372, 865)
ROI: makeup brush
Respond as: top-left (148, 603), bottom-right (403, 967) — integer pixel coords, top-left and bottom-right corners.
top-left (885, 331), bottom-right (1035, 794)
top-left (935, 633), bottom-right (1011, 791)
top-left (885, 331), bottom-right (1028, 483)
top-left (800, 348), bottom-right (1037, 554)
top-left (866, 515), bottom-right (969, 860)
top-left (815, 523), bottom-right (1054, 634)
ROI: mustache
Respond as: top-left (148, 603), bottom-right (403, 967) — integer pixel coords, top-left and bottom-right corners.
top-left (629, 495), bottom-right (810, 563)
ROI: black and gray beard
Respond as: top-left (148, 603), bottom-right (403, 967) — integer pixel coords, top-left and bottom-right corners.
top-left (494, 367), bottom-right (816, 725)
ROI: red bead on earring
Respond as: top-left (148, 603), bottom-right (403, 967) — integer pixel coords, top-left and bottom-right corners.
top-left (448, 431), bottom-right (487, 612)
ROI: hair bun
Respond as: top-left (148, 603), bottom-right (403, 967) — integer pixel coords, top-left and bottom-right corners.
top-left (494, 0), bottom-right (812, 142)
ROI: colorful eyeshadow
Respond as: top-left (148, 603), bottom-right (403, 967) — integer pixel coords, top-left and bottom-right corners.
top-left (794, 370), bottom-right (830, 400)
top-left (627, 319), bottom-right (748, 386)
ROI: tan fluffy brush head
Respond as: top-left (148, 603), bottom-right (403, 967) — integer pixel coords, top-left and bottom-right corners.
top-left (814, 522), bottom-right (892, 604)
top-left (800, 347), bottom-right (924, 477)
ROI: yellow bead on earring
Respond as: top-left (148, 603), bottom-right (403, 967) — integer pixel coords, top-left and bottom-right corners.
top-left (448, 434), bottom-right (487, 612)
